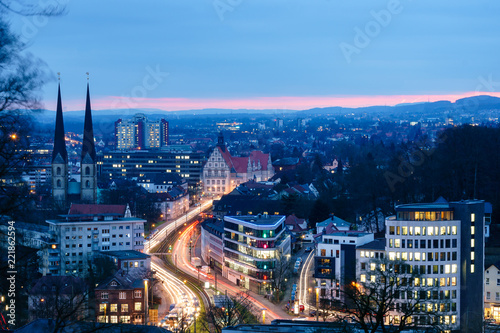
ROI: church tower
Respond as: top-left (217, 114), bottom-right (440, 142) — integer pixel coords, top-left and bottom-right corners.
top-left (51, 81), bottom-right (68, 207)
top-left (80, 79), bottom-right (97, 204)
top-left (216, 131), bottom-right (226, 152)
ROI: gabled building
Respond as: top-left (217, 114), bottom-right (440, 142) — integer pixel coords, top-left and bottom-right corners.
top-left (95, 269), bottom-right (148, 324)
top-left (152, 186), bottom-right (189, 221)
top-left (484, 262), bottom-right (500, 322)
top-left (202, 132), bottom-right (274, 196)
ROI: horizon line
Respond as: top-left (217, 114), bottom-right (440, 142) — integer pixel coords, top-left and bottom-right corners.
top-left (42, 91), bottom-right (500, 112)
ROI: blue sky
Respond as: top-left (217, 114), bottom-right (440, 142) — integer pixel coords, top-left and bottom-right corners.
top-left (9, 0), bottom-right (500, 111)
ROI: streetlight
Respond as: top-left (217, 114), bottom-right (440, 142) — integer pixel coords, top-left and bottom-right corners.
top-left (144, 279), bottom-right (149, 325)
top-left (315, 287), bottom-right (319, 322)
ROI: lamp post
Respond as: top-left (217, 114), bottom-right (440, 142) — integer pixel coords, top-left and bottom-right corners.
top-left (315, 287), bottom-right (319, 322)
top-left (144, 279), bottom-right (149, 325)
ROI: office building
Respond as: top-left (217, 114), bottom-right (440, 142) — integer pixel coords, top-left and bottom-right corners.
top-left (382, 200), bottom-right (486, 332)
top-left (115, 114), bottom-right (168, 150)
top-left (100, 147), bottom-right (204, 192)
top-left (223, 215), bottom-right (291, 294)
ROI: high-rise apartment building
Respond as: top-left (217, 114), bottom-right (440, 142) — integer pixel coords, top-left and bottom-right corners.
top-left (115, 114), bottom-right (168, 150)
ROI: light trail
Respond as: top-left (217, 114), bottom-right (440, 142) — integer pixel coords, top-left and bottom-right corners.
top-left (172, 219), bottom-right (283, 321)
top-left (145, 199), bottom-right (213, 252)
top-left (299, 250), bottom-right (315, 311)
top-left (151, 260), bottom-right (198, 315)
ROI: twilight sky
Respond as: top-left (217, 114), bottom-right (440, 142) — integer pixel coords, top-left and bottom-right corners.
top-left (9, 0), bottom-right (500, 111)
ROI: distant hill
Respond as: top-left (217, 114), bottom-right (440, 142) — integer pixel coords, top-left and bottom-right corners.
top-left (35, 95), bottom-right (500, 123)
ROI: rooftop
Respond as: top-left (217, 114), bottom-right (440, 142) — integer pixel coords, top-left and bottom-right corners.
top-left (225, 215), bottom-right (285, 227)
top-left (98, 250), bottom-right (150, 260)
top-left (357, 238), bottom-right (386, 250)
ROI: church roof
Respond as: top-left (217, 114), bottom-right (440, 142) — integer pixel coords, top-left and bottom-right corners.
top-left (81, 83), bottom-right (96, 162)
top-left (52, 83), bottom-right (68, 163)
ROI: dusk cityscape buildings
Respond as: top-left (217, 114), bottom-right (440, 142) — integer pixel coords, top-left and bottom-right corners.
top-left (1, 2), bottom-right (500, 333)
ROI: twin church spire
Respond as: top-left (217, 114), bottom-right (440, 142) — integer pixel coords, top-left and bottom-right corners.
top-left (51, 75), bottom-right (97, 207)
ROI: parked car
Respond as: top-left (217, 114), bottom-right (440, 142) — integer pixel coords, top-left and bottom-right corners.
top-left (305, 246), bottom-right (313, 252)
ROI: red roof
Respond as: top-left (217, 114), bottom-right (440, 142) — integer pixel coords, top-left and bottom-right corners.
top-left (217, 147), bottom-right (271, 174)
top-left (69, 204), bottom-right (126, 216)
top-left (285, 214), bottom-right (307, 233)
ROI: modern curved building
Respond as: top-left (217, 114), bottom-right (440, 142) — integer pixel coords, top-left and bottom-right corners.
top-left (222, 215), bottom-right (291, 294)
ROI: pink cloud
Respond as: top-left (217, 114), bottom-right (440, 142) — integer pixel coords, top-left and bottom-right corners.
top-left (46, 92), bottom-right (500, 112)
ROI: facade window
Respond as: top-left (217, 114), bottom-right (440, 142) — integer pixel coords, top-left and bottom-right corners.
top-left (134, 290), bottom-right (142, 298)
top-left (121, 304), bottom-right (128, 312)
top-left (487, 292), bottom-right (491, 300)
top-left (101, 292), bottom-right (109, 299)
top-left (57, 179), bottom-right (61, 187)
top-left (110, 304), bottom-right (118, 312)
top-left (135, 302), bottom-right (142, 311)
top-left (85, 166), bottom-right (90, 175)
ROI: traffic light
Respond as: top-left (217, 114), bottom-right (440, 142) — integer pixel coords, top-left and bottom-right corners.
top-left (168, 245), bottom-right (172, 253)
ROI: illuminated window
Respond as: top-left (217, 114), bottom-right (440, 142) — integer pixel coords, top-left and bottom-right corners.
top-left (471, 226), bottom-right (475, 235)
top-left (110, 304), bottom-right (117, 312)
top-left (134, 302), bottom-right (141, 311)
top-left (360, 274), bottom-right (366, 282)
top-left (471, 213), bottom-right (475, 222)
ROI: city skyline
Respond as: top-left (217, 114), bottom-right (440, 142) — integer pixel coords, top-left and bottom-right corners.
top-left (8, 1), bottom-right (500, 112)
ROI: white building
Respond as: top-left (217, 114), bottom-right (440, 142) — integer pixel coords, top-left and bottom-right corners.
top-left (200, 218), bottom-right (225, 272)
top-left (382, 200), bottom-right (486, 332)
top-left (484, 263), bottom-right (500, 321)
top-left (45, 204), bottom-right (145, 276)
top-left (153, 188), bottom-right (190, 221)
top-left (314, 231), bottom-right (374, 301)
